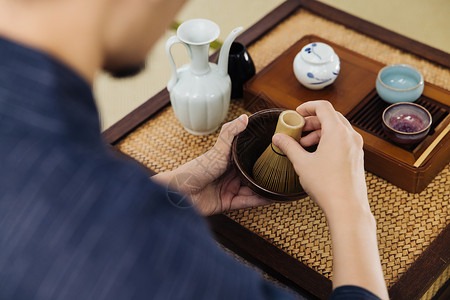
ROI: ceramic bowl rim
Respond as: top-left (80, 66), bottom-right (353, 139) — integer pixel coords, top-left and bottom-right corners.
top-left (377, 64), bottom-right (424, 92)
top-left (231, 108), bottom-right (307, 201)
top-left (382, 102), bottom-right (432, 135)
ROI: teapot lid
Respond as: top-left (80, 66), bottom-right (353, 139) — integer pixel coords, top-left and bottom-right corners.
top-left (300, 42), bottom-right (336, 64)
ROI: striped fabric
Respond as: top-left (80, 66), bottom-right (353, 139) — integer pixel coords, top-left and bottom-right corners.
top-left (0, 36), bottom-right (377, 300)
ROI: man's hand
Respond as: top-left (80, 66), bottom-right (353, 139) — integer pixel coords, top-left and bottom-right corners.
top-left (152, 114), bottom-right (270, 215)
top-left (272, 100), bottom-right (369, 220)
top-left (273, 101), bottom-right (389, 300)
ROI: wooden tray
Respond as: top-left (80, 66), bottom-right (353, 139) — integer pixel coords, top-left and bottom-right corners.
top-left (243, 35), bottom-right (450, 193)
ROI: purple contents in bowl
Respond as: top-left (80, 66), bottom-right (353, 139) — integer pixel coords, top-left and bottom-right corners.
top-left (389, 114), bottom-right (424, 133)
top-left (382, 102), bottom-right (432, 145)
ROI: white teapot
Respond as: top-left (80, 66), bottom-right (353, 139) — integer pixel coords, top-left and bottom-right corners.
top-left (166, 19), bottom-right (243, 135)
top-left (293, 42), bottom-right (340, 90)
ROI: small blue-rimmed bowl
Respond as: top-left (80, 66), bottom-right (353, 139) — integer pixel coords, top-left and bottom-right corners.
top-left (382, 102), bottom-right (432, 145)
top-left (376, 64), bottom-right (424, 104)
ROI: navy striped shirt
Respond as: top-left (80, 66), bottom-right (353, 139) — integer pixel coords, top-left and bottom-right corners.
top-left (0, 36), bottom-right (379, 300)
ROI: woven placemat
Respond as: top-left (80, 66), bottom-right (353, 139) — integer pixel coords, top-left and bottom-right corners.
top-left (116, 9), bottom-right (450, 291)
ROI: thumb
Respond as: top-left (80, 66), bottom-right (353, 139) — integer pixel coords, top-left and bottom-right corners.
top-left (214, 114), bottom-right (248, 154)
top-left (272, 133), bottom-right (308, 168)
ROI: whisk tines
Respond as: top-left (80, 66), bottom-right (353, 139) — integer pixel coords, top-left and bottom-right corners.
top-left (252, 110), bottom-right (305, 194)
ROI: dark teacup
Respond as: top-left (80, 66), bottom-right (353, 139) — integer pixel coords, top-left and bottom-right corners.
top-left (382, 102), bottom-right (432, 145)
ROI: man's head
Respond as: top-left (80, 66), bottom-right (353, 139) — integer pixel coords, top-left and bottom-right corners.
top-left (101, 0), bottom-right (188, 77)
top-left (0, 0), bottom-right (188, 81)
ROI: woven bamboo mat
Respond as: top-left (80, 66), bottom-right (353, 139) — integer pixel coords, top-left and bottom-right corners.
top-left (116, 9), bottom-right (450, 291)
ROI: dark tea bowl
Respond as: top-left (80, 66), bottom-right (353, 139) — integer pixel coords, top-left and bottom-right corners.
top-left (231, 108), bottom-right (307, 201)
top-left (382, 102), bottom-right (432, 145)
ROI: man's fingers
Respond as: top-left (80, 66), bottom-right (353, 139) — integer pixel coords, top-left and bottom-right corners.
top-left (272, 133), bottom-right (308, 168)
top-left (231, 187), bottom-right (271, 210)
top-left (297, 100), bottom-right (340, 129)
top-left (300, 130), bottom-right (322, 147)
top-left (303, 116), bottom-right (322, 132)
top-left (223, 114), bottom-right (248, 138)
top-left (213, 114), bottom-right (248, 155)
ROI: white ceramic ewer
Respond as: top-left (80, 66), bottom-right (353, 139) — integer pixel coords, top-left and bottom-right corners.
top-left (166, 19), bottom-right (243, 135)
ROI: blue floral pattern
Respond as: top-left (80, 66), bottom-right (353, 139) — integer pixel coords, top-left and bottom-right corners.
top-left (302, 56), bottom-right (340, 85)
top-left (304, 43), bottom-right (322, 60)
top-left (306, 72), bottom-right (332, 85)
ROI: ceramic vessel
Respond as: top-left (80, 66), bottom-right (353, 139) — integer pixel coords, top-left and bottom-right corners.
top-left (227, 42), bottom-right (255, 99)
top-left (232, 109), bottom-right (307, 201)
top-left (382, 102), bottom-right (431, 144)
top-left (376, 64), bottom-right (424, 104)
top-left (293, 42), bottom-right (340, 90)
top-left (166, 19), bottom-right (243, 135)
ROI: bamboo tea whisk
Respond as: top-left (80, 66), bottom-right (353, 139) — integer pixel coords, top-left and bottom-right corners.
top-left (253, 110), bottom-right (305, 193)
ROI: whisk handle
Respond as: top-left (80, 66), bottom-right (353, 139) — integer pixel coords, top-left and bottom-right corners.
top-left (272, 110), bottom-right (305, 154)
